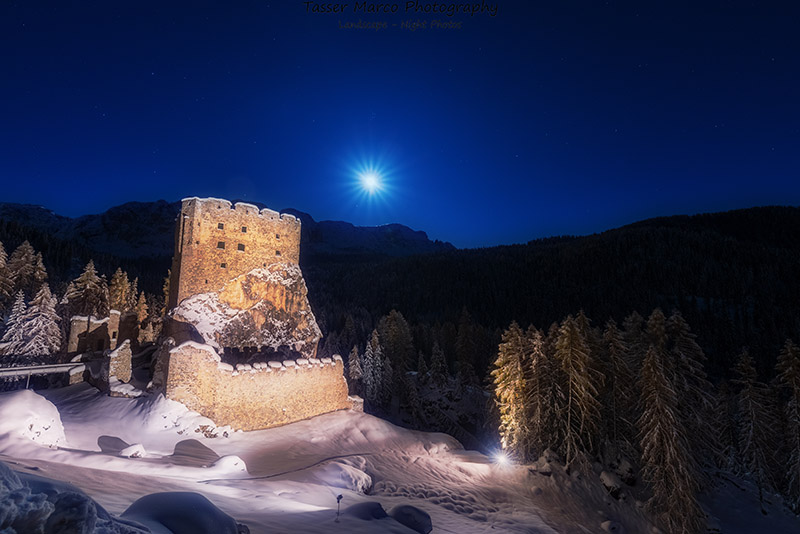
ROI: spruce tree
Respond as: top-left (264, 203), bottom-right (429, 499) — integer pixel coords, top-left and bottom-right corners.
top-left (0, 292), bottom-right (28, 357)
top-left (66, 260), bottom-right (109, 319)
top-left (347, 345), bottom-right (363, 395)
top-left (601, 319), bottom-right (637, 453)
top-left (136, 292), bottom-right (149, 324)
top-left (108, 268), bottom-right (130, 311)
top-left (554, 315), bottom-right (602, 465)
top-left (363, 329), bottom-right (384, 406)
top-left (430, 341), bottom-right (448, 386)
top-left (491, 322), bottom-right (529, 459)
top-left (621, 311), bottom-right (647, 373)
top-left (732, 349), bottom-right (777, 507)
top-left (127, 277), bottom-right (139, 312)
top-left (18, 284), bottom-right (61, 357)
top-left (32, 252), bottom-right (47, 295)
top-left (417, 350), bottom-right (428, 378)
top-left (7, 241), bottom-right (37, 297)
top-left (667, 311), bottom-right (718, 475)
top-left (0, 242), bottom-right (13, 309)
top-left (524, 325), bottom-right (562, 458)
top-left (775, 340), bottom-right (800, 511)
top-left (638, 346), bottom-right (705, 534)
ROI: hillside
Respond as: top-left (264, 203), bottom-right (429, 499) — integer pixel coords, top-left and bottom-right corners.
top-left (1, 201), bottom-right (798, 376)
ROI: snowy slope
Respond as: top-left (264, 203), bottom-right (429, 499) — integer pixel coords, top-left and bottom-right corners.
top-left (0, 386), bottom-right (797, 533)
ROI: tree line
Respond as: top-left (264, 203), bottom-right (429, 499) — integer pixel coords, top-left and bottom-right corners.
top-left (491, 308), bottom-right (800, 533)
top-left (0, 240), bottom-right (163, 364)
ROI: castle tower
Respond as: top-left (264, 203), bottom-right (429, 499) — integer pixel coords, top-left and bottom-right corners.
top-left (168, 197), bottom-right (301, 308)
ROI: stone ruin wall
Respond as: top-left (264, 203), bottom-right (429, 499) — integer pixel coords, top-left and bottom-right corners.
top-left (165, 342), bottom-right (352, 431)
top-left (168, 197), bottom-right (301, 308)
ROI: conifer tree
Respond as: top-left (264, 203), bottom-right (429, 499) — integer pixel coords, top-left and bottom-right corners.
top-left (554, 315), bottom-right (602, 465)
top-left (7, 241), bottom-right (38, 297)
top-left (430, 341), bottom-right (448, 386)
top-left (127, 277), bottom-right (139, 312)
top-left (32, 252), bottom-right (47, 295)
top-left (667, 311), bottom-right (718, 475)
top-left (601, 319), bottom-right (636, 452)
top-left (136, 292), bottom-right (149, 324)
top-left (491, 322), bottom-right (529, 458)
top-left (377, 310), bottom-right (414, 394)
top-left (363, 329), bottom-right (384, 405)
top-left (108, 268), bottom-right (130, 311)
top-left (0, 242), bottom-right (12, 309)
top-left (0, 292), bottom-right (28, 356)
top-left (524, 325), bottom-right (562, 458)
top-left (417, 350), bottom-right (428, 378)
top-left (162, 271), bottom-right (170, 314)
top-left (65, 260), bottom-right (109, 323)
top-left (714, 380), bottom-right (738, 471)
top-left (638, 346), bottom-right (705, 534)
top-left (621, 311), bottom-right (646, 373)
top-left (732, 349), bottom-right (777, 506)
top-left (775, 340), bottom-right (800, 511)
top-left (18, 284), bottom-right (61, 357)
top-left (347, 345), bottom-right (363, 395)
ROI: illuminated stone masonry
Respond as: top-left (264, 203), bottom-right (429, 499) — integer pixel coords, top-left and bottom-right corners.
top-left (162, 197), bottom-right (356, 430)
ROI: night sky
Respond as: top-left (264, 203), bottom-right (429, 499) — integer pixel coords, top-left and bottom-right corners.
top-left (1, 1), bottom-right (798, 248)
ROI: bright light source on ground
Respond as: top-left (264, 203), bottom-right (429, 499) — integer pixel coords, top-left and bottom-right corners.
top-left (359, 170), bottom-right (382, 194)
top-left (492, 451), bottom-right (510, 466)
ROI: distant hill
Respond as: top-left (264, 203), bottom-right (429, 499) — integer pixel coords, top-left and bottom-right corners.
top-left (0, 199), bottom-right (454, 289)
top-left (2, 200), bottom-right (798, 377)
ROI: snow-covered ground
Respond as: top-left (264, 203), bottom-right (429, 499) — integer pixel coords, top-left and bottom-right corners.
top-left (0, 384), bottom-right (798, 533)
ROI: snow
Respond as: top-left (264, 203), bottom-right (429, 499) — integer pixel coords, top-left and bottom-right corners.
top-left (170, 341), bottom-right (220, 361)
top-left (0, 385), bottom-right (797, 533)
top-left (0, 389), bottom-right (66, 448)
top-left (109, 379), bottom-right (144, 398)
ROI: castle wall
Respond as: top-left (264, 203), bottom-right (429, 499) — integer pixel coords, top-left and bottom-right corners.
top-left (165, 342), bottom-right (351, 431)
top-left (168, 197), bottom-right (301, 308)
top-left (67, 316), bottom-right (110, 354)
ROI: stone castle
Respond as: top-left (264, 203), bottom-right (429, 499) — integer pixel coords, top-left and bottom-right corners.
top-left (159, 197), bottom-right (355, 430)
top-left (167, 197), bottom-right (301, 308)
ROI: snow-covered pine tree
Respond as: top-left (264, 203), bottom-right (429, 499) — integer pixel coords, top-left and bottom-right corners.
top-left (377, 310), bottom-right (414, 397)
top-left (430, 341), bottom-right (447, 386)
top-left (524, 325), bottom-right (560, 459)
top-left (66, 260), bottom-right (109, 319)
top-left (347, 345), bottom-right (363, 393)
top-left (732, 349), bottom-right (777, 507)
top-left (32, 252), bottom-right (47, 295)
top-left (0, 291), bottom-right (28, 357)
top-left (667, 311), bottom-right (718, 478)
top-left (136, 292), bottom-right (148, 325)
top-left (600, 319), bottom-right (637, 454)
top-left (621, 311), bottom-right (646, 373)
top-left (7, 241), bottom-right (37, 297)
top-left (17, 283), bottom-right (61, 358)
top-left (0, 242), bottom-right (13, 309)
top-left (108, 268), bottom-right (130, 311)
top-left (491, 322), bottom-right (529, 459)
top-left (363, 329), bottom-right (384, 405)
top-left (776, 339), bottom-right (800, 512)
top-left (638, 345), bottom-right (706, 534)
top-left (554, 315), bottom-right (603, 466)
